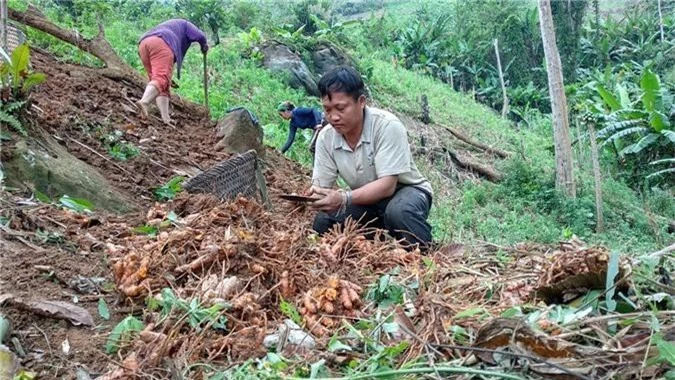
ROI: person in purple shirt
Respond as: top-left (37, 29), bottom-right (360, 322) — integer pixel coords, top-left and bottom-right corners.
top-left (137, 19), bottom-right (208, 125)
top-left (277, 101), bottom-right (326, 155)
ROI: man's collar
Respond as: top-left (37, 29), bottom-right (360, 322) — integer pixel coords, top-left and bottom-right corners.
top-left (334, 107), bottom-right (373, 151)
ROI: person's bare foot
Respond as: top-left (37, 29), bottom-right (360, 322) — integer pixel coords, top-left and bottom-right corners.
top-left (136, 100), bottom-right (149, 120)
top-left (162, 115), bottom-right (175, 127)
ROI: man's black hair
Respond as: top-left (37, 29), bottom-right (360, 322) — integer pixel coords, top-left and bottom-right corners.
top-left (277, 101), bottom-right (296, 112)
top-left (317, 66), bottom-right (366, 101)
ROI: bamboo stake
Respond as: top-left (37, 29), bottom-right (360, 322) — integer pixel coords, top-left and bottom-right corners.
top-left (588, 123), bottom-right (604, 232)
top-left (494, 39), bottom-right (509, 118)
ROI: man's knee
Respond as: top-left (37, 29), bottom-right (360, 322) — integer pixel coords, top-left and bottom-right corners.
top-left (383, 188), bottom-right (433, 245)
top-left (312, 212), bottom-right (333, 235)
top-left (383, 191), bottom-right (427, 227)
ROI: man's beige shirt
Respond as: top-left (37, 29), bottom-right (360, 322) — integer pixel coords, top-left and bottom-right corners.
top-left (312, 107), bottom-right (433, 196)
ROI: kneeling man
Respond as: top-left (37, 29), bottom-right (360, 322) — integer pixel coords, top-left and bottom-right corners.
top-left (310, 66), bottom-right (433, 249)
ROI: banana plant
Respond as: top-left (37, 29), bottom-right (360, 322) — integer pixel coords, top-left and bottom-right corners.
top-left (594, 68), bottom-right (674, 158)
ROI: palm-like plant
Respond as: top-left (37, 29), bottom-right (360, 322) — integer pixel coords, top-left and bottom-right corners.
top-left (588, 68), bottom-right (674, 183)
top-left (595, 69), bottom-right (673, 156)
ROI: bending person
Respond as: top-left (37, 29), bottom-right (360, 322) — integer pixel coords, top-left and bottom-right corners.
top-left (309, 66), bottom-right (433, 250)
top-left (137, 19), bottom-right (208, 124)
top-left (277, 101), bottom-right (324, 155)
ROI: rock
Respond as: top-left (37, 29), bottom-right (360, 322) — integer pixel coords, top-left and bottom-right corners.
top-left (312, 42), bottom-right (353, 77)
top-left (214, 108), bottom-right (265, 157)
top-left (261, 42), bottom-right (319, 96)
top-left (2, 133), bottom-right (136, 213)
top-left (263, 319), bottom-right (316, 350)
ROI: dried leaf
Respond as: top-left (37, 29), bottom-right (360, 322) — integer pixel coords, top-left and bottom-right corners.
top-left (12, 298), bottom-right (94, 326)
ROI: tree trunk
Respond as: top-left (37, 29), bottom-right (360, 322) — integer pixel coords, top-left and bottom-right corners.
top-left (493, 39), bottom-right (509, 119)
top-left (588, 123), bottom-right (604, 233)
top-left (538, 0), bottom-right (576, 197)
top-left (9, 6), bottom-right (207, 117)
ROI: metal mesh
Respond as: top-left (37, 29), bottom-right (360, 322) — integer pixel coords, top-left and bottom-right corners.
top-left (184, 150), bottom-right (260, 201)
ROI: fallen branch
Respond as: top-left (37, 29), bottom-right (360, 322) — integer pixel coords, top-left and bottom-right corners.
top-left (646, 242), bottom-right (675, 260)
top-left (434, 124), bottom-right (512, 158)
top-left (417, 146), bottom-right (502, 182)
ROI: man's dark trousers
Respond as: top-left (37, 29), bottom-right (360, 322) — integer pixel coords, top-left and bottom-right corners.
top-left (312, 186), bottom-right (432, 249)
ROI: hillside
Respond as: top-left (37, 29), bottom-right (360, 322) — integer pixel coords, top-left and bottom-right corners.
top-left (0, 1), bottom-right (673, 379)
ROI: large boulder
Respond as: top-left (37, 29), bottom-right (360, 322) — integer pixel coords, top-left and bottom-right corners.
top-left (214, 108), bottom-right (265, 158)
top-left (3, 133), bottom-right (136, 213)
top-left (312, 42), bottom-right (353, 77)
top-left (261, 42), bottom-right (319, 96)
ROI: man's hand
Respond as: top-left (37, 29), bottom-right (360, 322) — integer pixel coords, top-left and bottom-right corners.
top-left (309, 187), bottom-right (342, 212)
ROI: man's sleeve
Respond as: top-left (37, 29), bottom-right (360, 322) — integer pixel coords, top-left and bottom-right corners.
top-left (312, 131), bottom-right (338, 188)
top-left (280, 125), bottom-right (297, 154)
top-left (185, 21), bottom-right (208, 53)
top-left (374, 120), bottom-right (412, 178)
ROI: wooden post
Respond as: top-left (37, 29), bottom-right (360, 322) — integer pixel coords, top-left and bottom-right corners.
top-left (588, 122), bottom-right (604, 233)
top-left (421, 94), bottom-right (430, 124)
top-left (1, 0), bottom-right (7, 52)
top-left (494, 39), bottom-right (509, 119)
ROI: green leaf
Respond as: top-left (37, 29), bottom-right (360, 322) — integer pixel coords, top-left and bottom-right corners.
top-left (10, 44), bottom-right (30, 83)
top-left (648, 167), bottom-right (675, 179)
top-left (500, 306), bottom-right (523, 318)
top-left (662, 130), bottom-right (675, 144)
top-left (620, 133), bottom-right (659, 155)
top-left (649, 111), bottom-right (670, 132)
top-left (665, 369), bottom-right (675, 380)
top-left (309, 359), bottom-right (327, 379)
top-left (22, 72), bottom-right (47, 93)
top-left (383, 340), bottom-right (410, 358)
top-left (650, 158), bottom-right (675, 166)
top-left (601, 126), bottom-right (649, 148)
top-left (605, 251), bottom-right (620, 313)
top-left (454, 307), bottom-right (489, 319)
top-left (59, 195), bottom-right (94, 213)
top-left (327, 334), bottom-right (352, 353)
top-left (98, 298), bottom-right (110, 321)
top-left (596, 84), bottom-right (620, 112)
top-left (167, 211), bottom-right (178, 223)
top-left (34, 190), bottom-right (51, 203)
top-left (132, 225), bottom-right (158, 236)
top-left (640, 68), bottom-right (661, 112)
top-left (279, 298), bottom-right (302, 325)
top-left (105, 316), bottom-right (143, 354)
top-left (616, 83), bottom-right (631, 109)
top-left (378, 274), bottom-right (390, 293)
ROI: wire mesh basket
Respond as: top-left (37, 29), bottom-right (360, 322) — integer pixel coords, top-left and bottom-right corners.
top-left (183, 150), bottom-right (269, 205)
